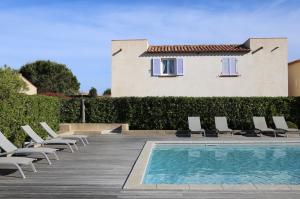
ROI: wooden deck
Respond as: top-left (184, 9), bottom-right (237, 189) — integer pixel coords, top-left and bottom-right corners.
top-left (1, 135), bottom-right (300, 198)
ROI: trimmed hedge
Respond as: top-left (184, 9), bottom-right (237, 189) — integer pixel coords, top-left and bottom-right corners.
top-left (60, 98), bottom-right (81, 123)
top-left (0, 95), bottom-right (60, 146)
top-left (60, 97), bottom-right (300, 130)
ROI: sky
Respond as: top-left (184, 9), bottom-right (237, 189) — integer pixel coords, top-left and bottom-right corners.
top-left (0, 0), bottom-right (300, 93)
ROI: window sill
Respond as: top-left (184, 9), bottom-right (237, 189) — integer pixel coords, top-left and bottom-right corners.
top-left (158, 74), bottom-right (177, 77)
top-left (219, 74), bottom-right (240, 77)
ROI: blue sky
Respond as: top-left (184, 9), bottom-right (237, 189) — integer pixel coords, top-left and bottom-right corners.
top-left (0, 0), bottom-right (300, 93)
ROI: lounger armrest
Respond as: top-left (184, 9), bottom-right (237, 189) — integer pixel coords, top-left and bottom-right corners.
top-left (275, 128), bottom-right (288, 133)
top-left (253, 129), bottom-right (261, 134)
top-left (24, 140), bottom-right (37, 148)
top-left (275, 127), bottom-right (286, 131)
top-left (0, 152), bottom-right (7, 156)
top-left (0, 151), bottom-right (12, 156)
top-left (217, 128), bottom-right (233, 132)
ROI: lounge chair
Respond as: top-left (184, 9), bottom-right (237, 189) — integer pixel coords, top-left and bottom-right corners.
top-left (21, 125), bottom-right (78, 153)
top-left (188, 117), bottom-right (206, 136)
top-left (0, 131), bottom-right (59, 165)
top-left (273, 116), bottom-right (300, 137)
top-left (253, 117), bottom-right (279, 137)
top-left (0, 157), bottom-right (36, 179)
top-left (40, 122), bottom-right (89, 146)
top-left (215, 117), bottom-right (234, 136)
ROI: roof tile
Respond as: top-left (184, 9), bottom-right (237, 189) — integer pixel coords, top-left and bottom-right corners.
top-left (147, 44), bottom-right (250, 53)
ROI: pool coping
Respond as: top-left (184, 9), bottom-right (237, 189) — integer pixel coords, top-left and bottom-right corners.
top-left (123, 140), bottom-right (300, 190)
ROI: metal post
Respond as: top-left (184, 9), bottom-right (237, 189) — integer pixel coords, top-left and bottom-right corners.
top-left (81, 98), bottom-right (85, 123)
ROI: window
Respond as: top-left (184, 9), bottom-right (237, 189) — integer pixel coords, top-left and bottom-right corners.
top-left (162, 59), bottom-right (176, 75)
top-left (221, 58), bottom-right (238, 77)
top-left (152, 58), bottom-right (184, 76)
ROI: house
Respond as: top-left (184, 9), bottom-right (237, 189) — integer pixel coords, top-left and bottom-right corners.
top-left (288, 60), bottom-right (300, 96)
top-left (19, 74), bottom-right (37, 95)
top-left (111, 38), bottom-right (288, 97)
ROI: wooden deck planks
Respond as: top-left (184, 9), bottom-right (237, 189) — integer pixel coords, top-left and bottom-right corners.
top-left (1, 135), bottom-right (300, 198)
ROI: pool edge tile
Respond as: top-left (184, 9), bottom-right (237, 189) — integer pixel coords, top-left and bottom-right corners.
top-left (254, 184), bottom-right (291, 191)
top-left (123, 184), bottom-right (157, 190)
top-left (123, 142), bottom-right (154, 189)
top-left (288, 185), bottom-right (300, 190)
top-left (157, 184), bottom-right (189, 190)
top-left (222, 184), bottom-right (256, 191)
top-left (189, 184), bottom-right (223, 190)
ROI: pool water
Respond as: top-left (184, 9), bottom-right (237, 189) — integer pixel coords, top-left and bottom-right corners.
top-left (143, 144), bottom-right (300, 184)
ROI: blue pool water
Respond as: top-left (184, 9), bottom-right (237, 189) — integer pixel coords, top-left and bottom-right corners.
top-left (143, 144), bottom-right (300, 184)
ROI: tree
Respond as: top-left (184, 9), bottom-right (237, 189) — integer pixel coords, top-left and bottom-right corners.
top-left (103, 88), bottom-right (111, 96)
top-left (88, 87), bottom-right (97, 97)
top-left (0, 65), bottom-right (27, 99)
top-left (20, 60), bottom-right (80, 95)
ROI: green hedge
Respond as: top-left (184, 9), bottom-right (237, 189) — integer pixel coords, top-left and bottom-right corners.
top-left (60, 97), bottom-right (300, 130)
top-left (0, 94), bottom-right (60, 146)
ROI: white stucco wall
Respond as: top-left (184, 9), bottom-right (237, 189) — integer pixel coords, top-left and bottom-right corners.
top-left (111, 38), bottom-right (288, 97)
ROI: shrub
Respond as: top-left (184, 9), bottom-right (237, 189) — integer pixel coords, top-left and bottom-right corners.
top-left (0, 94), bottom-right (60, 146)
top-left (103, 88), bottom-right (111, 96)
top-left (88, 87), bottom-right (98, 97)
top-left (60, 97), bottom-right (300, 130)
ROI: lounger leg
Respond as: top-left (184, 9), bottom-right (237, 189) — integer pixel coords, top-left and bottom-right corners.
top-left (84, 138), bottom-right (89, 144)
top-left (73, 143), bottom-right (79, 151)
top-left (13, 163), bottom-right (26, 179)
top-left (30, 163), bottom-right (37, 172)
top-left (53, 152), bottom-right (59, 160)
top-left (41, 152), bottom-right (52, 165)
top-left (79, 137), bottom-right (86, 146)
top-left (274, 132), bottom-right (277, 138)
top-left (66, 143), bottom-right (74, 153)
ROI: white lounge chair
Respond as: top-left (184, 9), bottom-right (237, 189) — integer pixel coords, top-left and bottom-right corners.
top-left (0, 131), bottom-right (59, 165)
top-left (0, 157), bottom-right (37, 179)
top-left (188, 117), bottom-right (206, 136)
top-left (215, 117), bottom-right (234, 136)
top-left (253, 117), bottom-right (280, 137)
top-left (273, 116), bottom-right (300, 137)
top-left (21, 125), bottom-right (78, 153)
top-left (40, 122), bottom-right (89, 146)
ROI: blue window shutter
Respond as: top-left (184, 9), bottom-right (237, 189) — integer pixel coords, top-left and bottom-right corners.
top-left (176, 58), bottom-right (184, 76)
top-left (229, 58), bottom-right (237, 75)
top-left (152, 58), bottom-right (161, 76)
top-left (222, 58), bottom-right (230, 75)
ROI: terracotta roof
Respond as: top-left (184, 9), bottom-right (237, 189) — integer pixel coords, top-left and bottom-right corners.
top-left (147, 44), bottom-right (250, 53)
top-left (289, 59), bottom-right (300, 65)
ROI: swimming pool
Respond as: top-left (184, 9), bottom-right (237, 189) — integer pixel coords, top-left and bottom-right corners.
top-left (143, 144), bottom-right (300, 185)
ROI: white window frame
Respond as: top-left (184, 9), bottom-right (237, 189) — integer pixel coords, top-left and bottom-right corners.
top-left (160, 58), bottom-right (176, 76)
